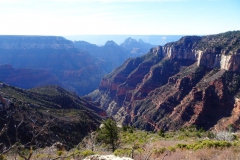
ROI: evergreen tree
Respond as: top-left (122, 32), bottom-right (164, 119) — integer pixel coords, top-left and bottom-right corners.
top-left (96, 119), bottom-right (119, 152)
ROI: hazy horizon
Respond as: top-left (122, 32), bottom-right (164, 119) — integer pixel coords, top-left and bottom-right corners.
top-left (64, 34), bottom-right (185, 45)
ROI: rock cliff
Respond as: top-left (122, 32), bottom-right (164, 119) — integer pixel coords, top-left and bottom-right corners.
top-left (89, 31), bottom-right (240, 131)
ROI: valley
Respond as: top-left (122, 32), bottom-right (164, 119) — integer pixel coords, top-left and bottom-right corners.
top-left (89, 31), bottom-right (240, 132)
top-left (0, 31), bottom-right (240, 159)
top-left (0, 35), bottom-right (167, 96)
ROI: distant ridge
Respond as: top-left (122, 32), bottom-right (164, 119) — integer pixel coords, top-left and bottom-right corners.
top-left (66, 35), bottom-right (183, 45)
top-left (74, 37), bottom-right (156, 73)
top-left (0, 35), bottom-right (107, 95)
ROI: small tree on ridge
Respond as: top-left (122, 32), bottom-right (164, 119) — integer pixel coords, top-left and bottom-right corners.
top-left (96, 119), bottom-right (119, 152)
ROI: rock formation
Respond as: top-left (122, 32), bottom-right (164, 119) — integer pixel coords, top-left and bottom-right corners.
top-left (89, 31), bottom-right (240, 131)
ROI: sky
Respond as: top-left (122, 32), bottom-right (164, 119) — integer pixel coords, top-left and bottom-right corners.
top-left (0, 0), bottom-right (239, 36)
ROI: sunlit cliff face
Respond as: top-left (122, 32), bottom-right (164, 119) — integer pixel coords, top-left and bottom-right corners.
top-left (90, 31), bottom-right (240, 131)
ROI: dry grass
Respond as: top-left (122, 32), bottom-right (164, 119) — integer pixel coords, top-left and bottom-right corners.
top-left (3, 129), bottom-right (240, 160)
top-left (158, 147), bottom-right (240, 160)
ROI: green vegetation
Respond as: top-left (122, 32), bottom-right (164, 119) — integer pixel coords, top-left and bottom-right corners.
top-left (175, 140), bottom-right (233, 151)
top-left (1, 123), bottom-right (240, 159)
top-left (0, 155), bottom-right (6, 160)
top-left (96, 119), bottom-right (119, 152)
top-left (80, 150), bottom-right (95, 157)
top-left (0, 83), bottom-right (104, 159)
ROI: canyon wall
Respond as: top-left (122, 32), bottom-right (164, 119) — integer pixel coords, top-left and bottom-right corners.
top-left (89, 31), bottom-right (240, 131)
top-left (0, 36), bottom-right (107, 95)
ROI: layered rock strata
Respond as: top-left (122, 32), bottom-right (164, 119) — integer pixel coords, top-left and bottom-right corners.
top-left (0, 36), bottom-right (107, 95)
top-left (89, 31), bottom-right (240, 131)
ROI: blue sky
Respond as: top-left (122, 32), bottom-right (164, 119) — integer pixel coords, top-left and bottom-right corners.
top-left (0, 0), bottom-right (239, 36)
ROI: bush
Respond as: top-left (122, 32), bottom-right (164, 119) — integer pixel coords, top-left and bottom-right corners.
top-left (114, 148), bottom-right (132, 157)
top-left (198, 127), bottom-right (205, 133)
top-left (175, 140), bottom-right (232, 151)
top-left (158, 129), bottom-right (165, 137)
top-left (81, 150), bottom-right (95, 157)
top-left (153, 147), bottom-right (166, 154)
top-left (207, 131), bottom-right (215, 139)
top-left (36, 154), bottom-right (48, 159)
top-left (176, 144), bottom-right (187, 149)
top-left (129, 129), bottom-right (133, 133)
top-left (177, 135), bottom-right (186, 140)
top-left (167, 146), bottom-right (176, 152)
top-left (215, 131), bottom-right (236, 141)
top-left (57, 150), bottom-right (64, 156)
top-left (122, 125), bottom-right (128, 132)
top-left (227, 124), bottom-right (235, 132)
top-left (0, 155), bottom-right (6, 160)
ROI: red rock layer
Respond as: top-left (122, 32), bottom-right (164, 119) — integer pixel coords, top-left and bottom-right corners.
top-left (90, 31), bottom-right (240, 131)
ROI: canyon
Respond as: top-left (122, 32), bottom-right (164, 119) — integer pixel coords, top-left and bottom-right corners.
top-left (74, 37), bottom-right (156, 73)
top-left (89, 31), bottom-right (240, 131)
top-left (0, 36), bottom-right (107, 95)
top-left (0, 36), bottom-right (158, 96)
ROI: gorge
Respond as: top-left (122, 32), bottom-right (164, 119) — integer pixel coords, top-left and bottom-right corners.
top-left (89, 31), bottom-right (240, 131)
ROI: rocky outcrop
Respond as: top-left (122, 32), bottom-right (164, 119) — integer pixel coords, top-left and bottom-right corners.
top-left (89, 31), bottom-right (240, 131)
top-left (161, 46), bottom-right (240, 71)
top-left (161, 32), bottom-right (240, 71)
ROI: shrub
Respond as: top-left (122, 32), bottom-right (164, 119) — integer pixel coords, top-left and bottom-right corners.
top-left (57, 150), bottom-right (64, 156)
top-left (196, 132), bottom-right (201, 138)
top-left (122, 125), bottom-right (128, 132)
top-left (177, 135), bottom-right (186, 140)
top-left (129, 129), bottom-right (133, 133)
top-left (198, 127), bottom-right (205, 133)
top-left (81, 150), bottom-right (95, 157)
top-left (207, 131), bottom-right (215, 139)
top-left (153, 147), bottom-right (166, 154)
top-left (158, 129), bottom-right (165, 137)
top-left (0, 155), bottom-right (6, 160)
top-left (114, 148), bottom-right (132, 157)
top-left (36, 154), bottom-right (48, 159)
top-left (215, 131), bottom-right (236, 141)
top-left (175, 140), bottom-right (232, 151)
top-left (227, 124), bottom-right (234, 132)
top-left (167, 146), bottom-right (176, 152)
top-left (176, 144), bottom-right (187, 149)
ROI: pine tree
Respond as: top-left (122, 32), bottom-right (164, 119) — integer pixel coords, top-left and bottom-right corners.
top-left (96, 119), bottom-right (119, 152)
